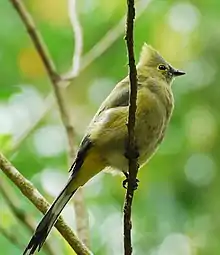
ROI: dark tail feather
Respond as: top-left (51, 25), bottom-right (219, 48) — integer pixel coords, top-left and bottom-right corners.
top-left (23, 181), bottom-right (77, 255)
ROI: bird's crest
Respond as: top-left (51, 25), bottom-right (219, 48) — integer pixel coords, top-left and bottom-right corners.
top-left (138, 43), bottom-right (167, 68)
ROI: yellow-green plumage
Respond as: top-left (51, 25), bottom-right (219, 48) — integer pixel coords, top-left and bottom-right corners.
top-left (23, 44), bottom-right (185, 255)
top-left (88, 44), bottom-right (179, 171)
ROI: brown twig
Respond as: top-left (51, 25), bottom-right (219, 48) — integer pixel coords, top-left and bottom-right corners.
top-left (0, 226), bottom-right (23, 249)
top-left (123, 0), bottom-right (139, 255)
top-left (0, 176), bottom-right (55, 255)
top-left (0, 152), bottom-right (92, 255)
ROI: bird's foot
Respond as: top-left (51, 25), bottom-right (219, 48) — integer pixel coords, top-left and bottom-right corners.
top-left (122, 172), bottom-right (139, 190)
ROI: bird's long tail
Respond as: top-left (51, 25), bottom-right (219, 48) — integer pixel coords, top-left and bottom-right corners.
top-left (23, 137), bottom-right (105, 255)
top-left (23, 179), bottom-right (77, 255)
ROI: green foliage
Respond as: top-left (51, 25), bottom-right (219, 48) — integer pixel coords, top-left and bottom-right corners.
top-left (0, 0), bottom-right (220, 254)
top-left (0, 134), bottom-right (12, 152)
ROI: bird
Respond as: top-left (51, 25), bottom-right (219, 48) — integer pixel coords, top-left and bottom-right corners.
top-left (23, 43), bottom-right (185, 254)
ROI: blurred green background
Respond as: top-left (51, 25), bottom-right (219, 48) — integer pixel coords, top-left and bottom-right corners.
top-left (0, 0), bottom-right (220, 254)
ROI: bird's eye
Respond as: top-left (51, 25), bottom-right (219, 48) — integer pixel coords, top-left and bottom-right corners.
top-left (158, 64), bottom-right (167, 71)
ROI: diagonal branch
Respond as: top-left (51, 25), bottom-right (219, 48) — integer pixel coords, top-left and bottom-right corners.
top-left (123, 0), bottom-right (139, 255)
top-left (0, 152), bottom-right (92, 255)
top-left (0, 177), bottom-right (55, 255)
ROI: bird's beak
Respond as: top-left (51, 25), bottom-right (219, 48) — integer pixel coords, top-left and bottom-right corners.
top-left (172, 68), bottom-right (186, 77)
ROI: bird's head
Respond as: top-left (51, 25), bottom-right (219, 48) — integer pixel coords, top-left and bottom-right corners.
top-left (137, 43), bottom-right (185, 84)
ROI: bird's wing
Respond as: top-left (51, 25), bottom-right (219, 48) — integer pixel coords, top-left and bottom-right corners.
top-left (95, 77), bottom-right (130, 116)
top-left (94, 75), bottom-right (150, 116)
top-left (89, 105), bottom-right (128, 147)
top-left (69, 81), bottom-right (129, 176)
top-left (69, 135), bottom-right (92, 176)
top-left (70, 77), bottom-right (141, 176)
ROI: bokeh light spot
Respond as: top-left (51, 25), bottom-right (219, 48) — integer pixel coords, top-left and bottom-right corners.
top-left (168, 3), bottom-right (200, 33)
top-left (32, 0), bottom-right (69, 26)
top-left (18, 47), bottom-right (45, 78)
top-left (88, 78), bottom-right (114, 107)
top-left (184, 154), bottom-right (216, 186)
top-left (33, 125), bottom-right (67, 157)
top-left (0, 104), bottom-right (13, 134)
top-left (8, 86), bottom-right (46, 139)
top-left (183, 60), bottom-right (217, 92)
top-left (185, 107), bottom-right (217, 150)
top-left (41, 168), bottom-right (68, 197)
top-left (40, 168), bottom-right (75, 227)
top-left (158, 233), bottom-right (192, 255)
top-left (100, 212), bottom-right (123, 254)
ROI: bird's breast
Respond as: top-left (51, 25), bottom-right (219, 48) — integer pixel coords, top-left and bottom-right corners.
top-left (135, 91), bottom-right (172, 165)
top-left (135, 111), bottom-right (164, 163)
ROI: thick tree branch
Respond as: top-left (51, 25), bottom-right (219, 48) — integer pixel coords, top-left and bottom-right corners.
top-left (0, 177), bottom-right (55, 255)
top-left (0, 152), bottom-right (92, 255)
top-left (123, 0), bottom-right (139, 255)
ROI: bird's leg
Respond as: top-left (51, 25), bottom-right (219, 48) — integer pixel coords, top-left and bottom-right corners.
top-left (122, 172), bottom-right (129, 189)
top-left (123, 142), bottom-right (140, 190)
top-left (122, 171), bottom-right (139, 190)
top-left (122, 143), bottom-right (140, 190)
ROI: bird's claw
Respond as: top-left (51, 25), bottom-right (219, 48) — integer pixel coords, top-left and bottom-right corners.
top-left (122, 172), bottom-right (139, 190)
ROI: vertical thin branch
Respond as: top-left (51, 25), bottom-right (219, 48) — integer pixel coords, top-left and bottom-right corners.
top-left (123, 0), bottom-right (139, 255)
top-left (0, 177), bottom-right (55, 255)
top-left (63, 0), bottom-right (83, 79)
top-left (0, 152), bottom-right (92, 255)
